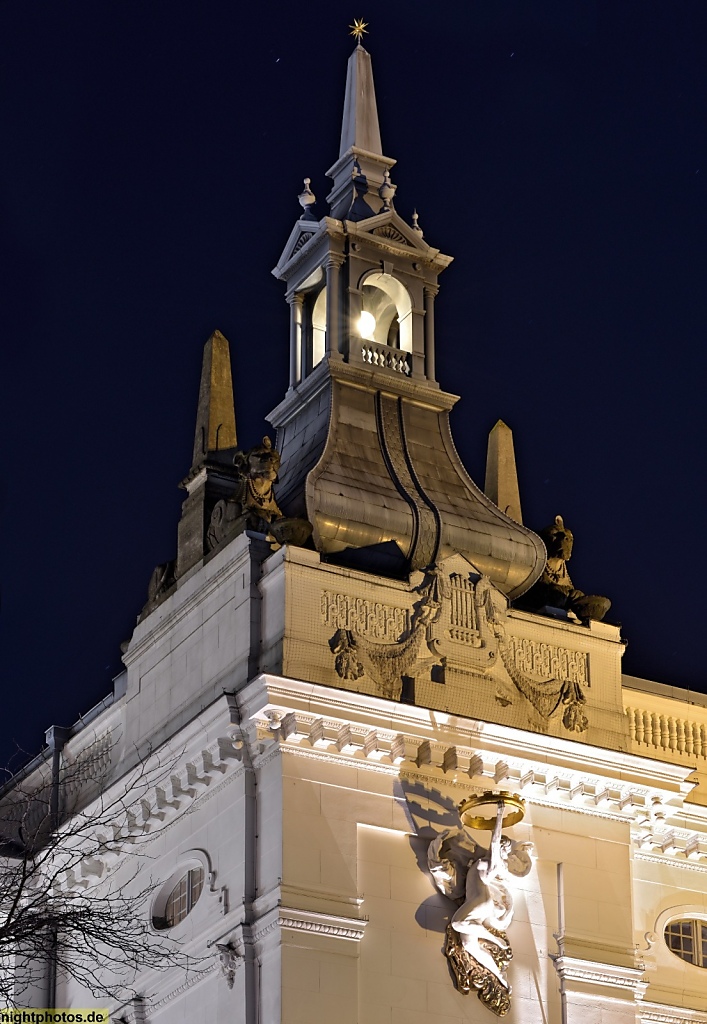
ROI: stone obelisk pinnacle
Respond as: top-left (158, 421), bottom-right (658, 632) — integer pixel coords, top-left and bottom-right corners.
top-left (191, 329), bottom-right (237, 470)
top-left (484, 419), bottom-right (523, 524)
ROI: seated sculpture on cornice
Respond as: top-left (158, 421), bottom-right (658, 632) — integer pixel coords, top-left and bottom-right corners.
top-left (208, 437), bottom-right (312, 551)
top-left (514, 515), bottom-right (611, 623)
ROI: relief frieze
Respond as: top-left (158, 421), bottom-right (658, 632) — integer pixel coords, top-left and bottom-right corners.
top-left (502, 636), bottom-right (589, 688)
top-left (321, 590), bottom-right (410, 642)
top-left (320, 559), bottom-right (591, 734)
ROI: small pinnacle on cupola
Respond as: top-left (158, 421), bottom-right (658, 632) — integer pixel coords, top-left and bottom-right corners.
top-left (412, 210), bottom-right (423, 237)
top-left (379, 169), bottom-right (396, 212)
top-left (349, 18), bottom-right (369, 45)
top-left (484, 419), bottom-right (523, 524)
top-left (298, 177), bottom-right (317, 220)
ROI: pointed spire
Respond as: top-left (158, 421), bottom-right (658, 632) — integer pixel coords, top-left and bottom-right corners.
top-left (191, 330), bottom-right (237, 470)
top-left (326, 43), bottom-right (396, 219)
top-left (339, 44), bottom-right (382, 157)
top-left (484, 420), bottom-right (523, 524)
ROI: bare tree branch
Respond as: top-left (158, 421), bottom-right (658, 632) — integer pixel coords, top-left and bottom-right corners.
top-left (0, 738), bottom-right (208, 1005)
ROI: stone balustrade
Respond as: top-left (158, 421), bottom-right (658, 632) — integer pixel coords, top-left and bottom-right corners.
top-left (625, 705), bottom-right (707, 759)
top-left (360, 342), bottom-right (411, 375)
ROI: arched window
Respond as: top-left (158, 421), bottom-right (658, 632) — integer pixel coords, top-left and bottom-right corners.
top-left (357, 272), bottom-right (412, 353)
top-left (297, 266), bottom-right (327, 377)
top-left (311, 286), bottom-right (327, 368)
top-left (665, 919), bottom-right (707, 967)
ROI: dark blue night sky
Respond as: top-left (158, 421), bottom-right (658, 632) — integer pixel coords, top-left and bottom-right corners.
top-left (1, 1), bottom-right (706, 761)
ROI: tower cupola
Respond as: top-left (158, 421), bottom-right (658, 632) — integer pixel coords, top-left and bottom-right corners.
top-left (268, 39), bottom-right (546, 598)
top-left (273, 40), bottom-right (449, 389)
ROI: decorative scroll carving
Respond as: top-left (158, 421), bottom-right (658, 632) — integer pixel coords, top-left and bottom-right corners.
top-left (207, 502), bottom-right (248, 551)
top-left (292, 231), bottom-right (314, 254)
top-left (321, 591), bottom-right (410, 641)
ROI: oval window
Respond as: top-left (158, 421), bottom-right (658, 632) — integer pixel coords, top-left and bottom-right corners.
top-left (153, 866), bottom-right (204, 930)
top-left (665, 919), bottom-right (707, 967)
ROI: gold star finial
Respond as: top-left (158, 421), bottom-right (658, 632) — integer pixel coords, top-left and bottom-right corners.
top-left (349, 18), bottom-right (369, 43)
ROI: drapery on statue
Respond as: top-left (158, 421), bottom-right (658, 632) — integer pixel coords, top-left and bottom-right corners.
top-left (427, 794), bottom-right (533, 1017)
top-left (516, 515), bottom-right (611, 622)
top-left (207, 436), bottom-right (312, 550)
top-left (232, 435), bottom-right (284, 523)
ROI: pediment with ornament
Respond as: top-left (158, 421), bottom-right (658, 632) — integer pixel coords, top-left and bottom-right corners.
top-left (272, 218), bottom-right (325, 278)
top-left (346, 209), bottom-right (432, 255)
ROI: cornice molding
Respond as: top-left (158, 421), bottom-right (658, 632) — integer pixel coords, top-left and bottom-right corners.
top-left (280, 906), bottom-right (367, 942)
top-left (251, 673), bottom-right (696, 792)
top-left (634, 849), bottom-right (707, 874)
top-left (638, 1002), bottom-right (707, 1023)
top-left (146, 962), bottom-right (217, 1011)
top-left (55, 716), bottom-right (245, 890)
top-left (244, 675), bottom-right (707, 866)
top-left (552, 955), bottom-right (647, 995)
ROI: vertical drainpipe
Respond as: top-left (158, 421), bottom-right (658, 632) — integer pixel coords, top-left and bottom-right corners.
top-left (225, 691), bottom-right (258, 1024)
top-left (555, 862), bottom-right (568, 1024)
top-left (44, 724), bottom-right (71, 1009)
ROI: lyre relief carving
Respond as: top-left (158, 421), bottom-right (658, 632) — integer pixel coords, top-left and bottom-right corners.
top-left (324, 564), bottom-right (507, 700)
top-left (446, 572), bottom-right (481, 646)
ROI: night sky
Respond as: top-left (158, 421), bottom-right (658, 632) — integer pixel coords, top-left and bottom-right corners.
top-left (2, 1), bottom-right (706, 762)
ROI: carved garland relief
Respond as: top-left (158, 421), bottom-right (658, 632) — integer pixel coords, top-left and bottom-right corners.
top-left (322, 559), bottom-right (590, 733)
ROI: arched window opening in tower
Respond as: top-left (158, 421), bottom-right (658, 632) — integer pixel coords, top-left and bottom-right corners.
top-left (359, 272), bottom-right (412, 352)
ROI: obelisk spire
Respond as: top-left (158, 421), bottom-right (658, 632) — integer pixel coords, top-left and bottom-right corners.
top-left (339, 40), bottom-right (382, 158)
top-left (484, 420), bottom-right (523, 524)
top-left (326, 30), bottom-right (396, 220)
top-left (191, 330), bottom-right (237, 470)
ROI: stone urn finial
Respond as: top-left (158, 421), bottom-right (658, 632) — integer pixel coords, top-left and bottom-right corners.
top-left (298, 177), bottom-right (317, 218)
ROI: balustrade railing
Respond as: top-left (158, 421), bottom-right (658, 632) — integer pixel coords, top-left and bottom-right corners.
top-left (361, 343), bottom-right (411, 376)
top-left (626, 706), bottom-right (707, 759)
